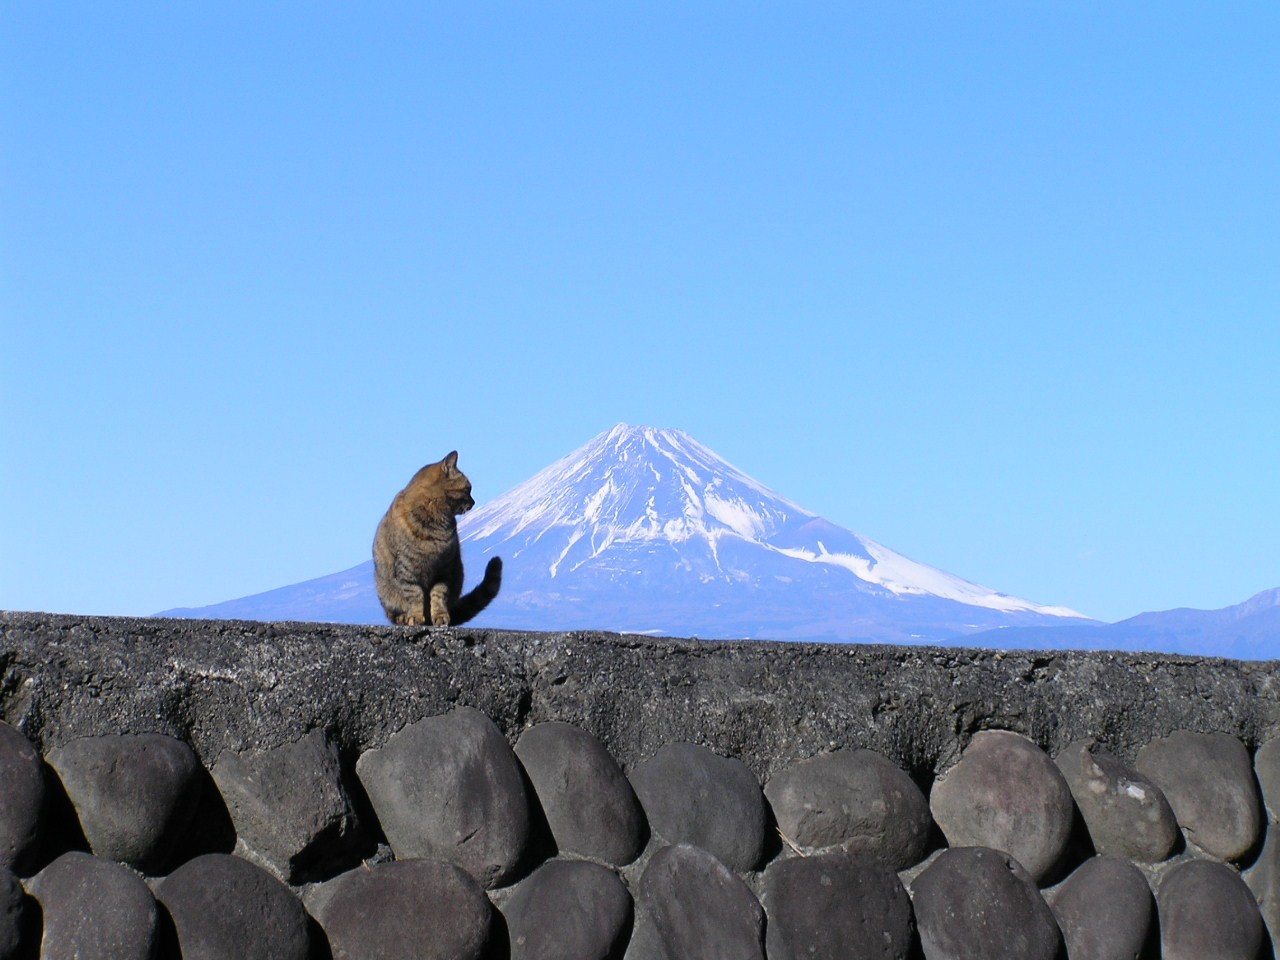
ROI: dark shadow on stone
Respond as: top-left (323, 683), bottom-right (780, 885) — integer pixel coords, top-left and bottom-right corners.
top-left (306, 913), bottom-right (334, 960)
top-left (162, 765), bottom-right (236, 872)
top-left (33, 760), bottom-right (89, 873)
top-left (758, 795), bottom-right (782, 868)
top-left (605, 900), bottom-right (636, 960)
top-left (151, 900), bottom-right (182, 960)
top-left (508, 759), bottom-right (558, 884)
top-left (1140, 897), bottom-right (1163, 960)
top-left (337, 742), bottom-right (388, 856)
top-left (1043, 804), bottom-right (1097, 888)
top-left (13, 891), bottom-right (42, 960)
top-left (480, 900), bottom-right (510, 960)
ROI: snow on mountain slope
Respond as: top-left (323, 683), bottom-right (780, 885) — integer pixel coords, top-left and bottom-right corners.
top-left (460, 424), bottom-right (1083, 622)
top-left (160, 424), bottom-right (1089, 643)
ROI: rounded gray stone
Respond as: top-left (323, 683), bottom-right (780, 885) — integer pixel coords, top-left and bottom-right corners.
top-left (1056, 739), bottom-right (1179, 863)
top-left (1049, 856), bottom-right (1153, 960)
top-left (1136, 730), bottom-right (1263, 861)
top-left (1158, 859), bottom-right (1263, 960)
top-left (1245, 823), bottom-right (1280, 959)
top-left (314, 858), bottom-right (492, 960)
top-left (155, 853), bottom-right (310, 960)
top-left (929, 730), bottom-right (1074, 882)
top-left (27, 851), bottom-right (158, 960)
top-left (504, 859), bottom-right (632, 960)
top-left (515, 721), bottom-right (646, 866)
top-left (630, 743), bottom-right (766, 872)
top-left (763, 851), bottom-right (914, 960)
top-left (0, 867), bottom-right (25, 960)
top-left (0, 721), bottom-right (44, 874)
top-left (1253, 737), bottom-right (1280, 821)
top-left (911, 846), bottom-right (1061, 960)
top-left (765, 749), bottom-right (932, 870)
top-left (46, 733), bottom-right (202, 872)
top-left (638, 843), bottom-right (765, 960)
top-left (355, 706), bottom-right (530, 888)
top-left (212, 728), bottom-right (364, 882)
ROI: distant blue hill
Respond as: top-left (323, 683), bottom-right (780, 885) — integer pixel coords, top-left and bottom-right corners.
top-left (964, 587), bottom-right (1280, 659)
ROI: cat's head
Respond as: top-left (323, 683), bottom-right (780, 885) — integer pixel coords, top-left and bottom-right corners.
top-left (413, 450), bottom-right (476, 515)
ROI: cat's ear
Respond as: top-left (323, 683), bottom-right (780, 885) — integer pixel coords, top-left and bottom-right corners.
top-left (441, 451), bottom-right (459, 472)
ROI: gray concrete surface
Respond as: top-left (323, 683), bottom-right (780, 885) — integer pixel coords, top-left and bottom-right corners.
top-left (3, 611), bottom-right (1279, 781)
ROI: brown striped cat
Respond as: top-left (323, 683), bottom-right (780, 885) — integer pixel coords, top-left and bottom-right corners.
top-left (373, 451), bottom-right (502, 626)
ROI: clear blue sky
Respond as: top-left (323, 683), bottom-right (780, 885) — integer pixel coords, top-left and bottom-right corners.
top-left (3, 4), bottom-right (1277, 624)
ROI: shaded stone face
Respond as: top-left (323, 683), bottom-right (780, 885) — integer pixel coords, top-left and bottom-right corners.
top-left (764, 748), bottom-right (932, 871)
top-left (26, 851), bottom-right (158, 960)
top-left (638, 843), bottom-right (765, 960)
top-left (0, 867), bottom-right (25, 960)
top-left (355, 706), bottom-right (530, 888)
top-left (630, 742), bottom-right (766, 872)
top-left (211, 728), bottom-right (366, 883)
top-left (0, 721), bottom-right (44, 874)
top-left (929, 730), bottom-right (1075, 882)
top-left (1049, 856), bottom-right (1154, 960)
top-left (1158, 859), bottom-right (1264, 960)
top-left (911, 846), bottom-right (1062, 960)
top-left (1136, 730), bottom-right (1263, 862)
top-left (515, 721), bottom-right (647, 866)
top-left (1055, 739), bottom-right (1179, 863)
top-left (45, 733), bottom-right (202, 872)
top-left (502, 859), bottom-right (632, 960)
top-left (156, 853), bottom-right (312, 960)
top-left (763, 851), bottom-right (914, 960)
top-left (313, 859), bottom-right (493, 960)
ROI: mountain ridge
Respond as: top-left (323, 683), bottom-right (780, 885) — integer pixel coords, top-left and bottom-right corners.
top-left (160, 424), bottom-right (1089, 643)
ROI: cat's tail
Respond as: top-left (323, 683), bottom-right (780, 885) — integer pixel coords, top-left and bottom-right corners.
top-left (451, 556), bottom-right (503, 625)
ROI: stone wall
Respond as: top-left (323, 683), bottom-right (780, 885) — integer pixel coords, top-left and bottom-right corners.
top-left (4, 611), bottom-right (1280, 959)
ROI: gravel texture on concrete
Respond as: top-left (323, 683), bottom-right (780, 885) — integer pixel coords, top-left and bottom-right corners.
top-left (4, 611), bottom-right (1280, 781)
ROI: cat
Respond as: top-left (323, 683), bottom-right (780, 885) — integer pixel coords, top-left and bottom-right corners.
top-left (372, 451), bottom-right (502, 626)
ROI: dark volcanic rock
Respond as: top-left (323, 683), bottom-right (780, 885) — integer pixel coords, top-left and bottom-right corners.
top-left (763, 851), bottom-right (914, 960)
top-left (1157, 859), bottom-right (1263, 960)
top-left (46, 733), bottom-right (201, 872)
top-left (765, 749), bottom-right (931, 870)
top-left (313, 859), bottom-right (492, 960)
top-left (630, 743), bottom-right (766, 872)
top-left (0, 867), bottom-right (24, 960)
top-left (638, 843), bottom-right (765, 960)
top-left (156, 853), bottom-right (310, 960)
top-left (356, 706), bottom-right (530, 888)
top-left (504, 859), bottom-right (632, 960)
top-left (1049, 856), bottom-right (1153, 960)
top-left (0, 721), bottom-right (44, 873)
top-left (929, 730), bottom-right (1074, 882)
top-left (1056, 739), bottom-right (1179, 863)
top-left (911, 846), bottom-right (1061, 960)
top-left (212, 727), bottom-right (364, 882)
top-left (515, 721), bottom-right (646, 866)
top-left (27, 851), bottom-right (158, 960)
top-left (1136, 730), bottom-right (1263, 861)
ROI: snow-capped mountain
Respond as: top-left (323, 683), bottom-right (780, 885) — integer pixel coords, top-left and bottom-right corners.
top-left (161, 424), bottom-right (1090, 644)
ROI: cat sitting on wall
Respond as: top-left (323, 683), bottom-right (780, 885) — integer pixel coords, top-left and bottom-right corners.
top-left (373, 451), bottom-right (502, 626)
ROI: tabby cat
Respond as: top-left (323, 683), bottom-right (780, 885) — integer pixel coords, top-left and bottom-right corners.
top-left (373, 451), bottom-right (502, 626)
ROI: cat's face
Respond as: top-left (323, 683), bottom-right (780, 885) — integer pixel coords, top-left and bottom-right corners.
top-left (430, 451), bottom-right (476, 515)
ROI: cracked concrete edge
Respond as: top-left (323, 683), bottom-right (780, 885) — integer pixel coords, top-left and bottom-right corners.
top-left (2, 611), bottom-right (1278, 783)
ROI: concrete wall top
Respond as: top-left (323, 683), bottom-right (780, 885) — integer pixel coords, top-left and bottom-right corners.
top-left (3, 611), bottom-right (1278, 779)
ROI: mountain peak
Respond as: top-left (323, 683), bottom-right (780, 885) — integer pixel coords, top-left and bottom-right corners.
top-left (162, 425), bottom-right (1088, 642)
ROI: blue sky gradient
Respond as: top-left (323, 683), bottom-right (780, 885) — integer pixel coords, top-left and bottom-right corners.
top-left (3, 4), bottom-right (1278, 622)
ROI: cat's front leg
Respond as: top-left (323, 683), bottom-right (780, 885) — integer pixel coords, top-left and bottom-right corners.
top-left (429, 582), bottom-right (451, 626)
